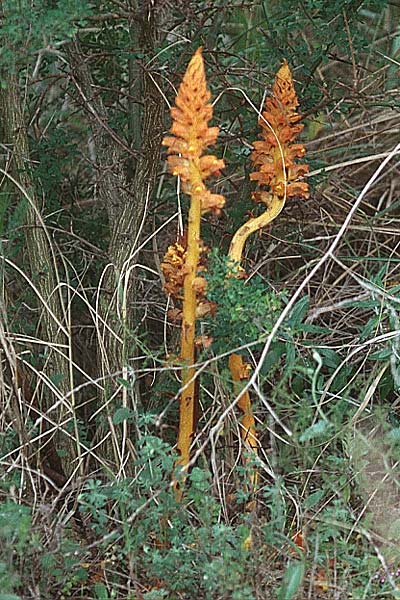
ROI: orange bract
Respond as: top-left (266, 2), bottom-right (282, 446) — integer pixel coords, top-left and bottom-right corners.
top-left (161, 241), bottom-right (187, 298)
top-left (161, 235), bottom-right (212, 306)
top-left (162, 47), bottom-right (225, 215)
top-left (250, 60), bottom-right (309, 203)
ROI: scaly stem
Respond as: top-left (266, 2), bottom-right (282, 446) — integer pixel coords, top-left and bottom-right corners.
top-left (174, 172), bottom-right (203, 497)
top-left (229, 354), bottom-right (259, 497)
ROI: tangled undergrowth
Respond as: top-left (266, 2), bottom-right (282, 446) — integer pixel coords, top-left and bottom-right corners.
top-left (1, 1), bottom-right (400, 599)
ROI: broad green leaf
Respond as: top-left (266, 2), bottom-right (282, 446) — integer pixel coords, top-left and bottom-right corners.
top-left (316, 347), bottom-right (341, 369)
top-left (299, 419), bottom-right (332, 443)
top-left (304, 489), bottom-right (324, 509)
top-left (112, 407), bottom-right (134, 425)
top-left (370, 347), bottom-right (392, 360)
top-left (260, 341), bottom-right (285, 376)
top-left (94, 582), bottom-right (109, 600)
top-left (387, 427), bottom-right (400, 442)
top-left (277, 560), bottom-right (305, 600)
top-left (288, 296), bottom-right (310, 328)
top-left (116, 376), bottom-right (132, 389)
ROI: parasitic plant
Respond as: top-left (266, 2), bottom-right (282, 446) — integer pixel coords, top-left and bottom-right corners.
top-left (228, 60), bottom-right (309, 505)
top-left (161, 48), bottom-right (224, 496)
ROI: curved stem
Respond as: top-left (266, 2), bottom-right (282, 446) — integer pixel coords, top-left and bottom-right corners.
top-left (228, 195), bottom-right (284, 516)
top-left (228, 195), bottom-right (285, 265)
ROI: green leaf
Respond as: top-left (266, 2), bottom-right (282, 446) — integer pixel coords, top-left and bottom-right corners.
top-left (316, 348), bottom-right (341, 369)
top-left (260, 341), bottom-right (285, 376)
top-left (116, 376), bottom-right (132, 389)
top-left (285, 341), bottom-right (296, 370)
top-left (0, 595), bottom-right (22, 600)
top-left (112, 407), bottom-right (134, 425)
top-left (299, 419), bottom-right (332, 443)
top-left (387, 427), bottom-right (400, 442)
top-left (304, 489), bottom-right (324, 510)
top-left (301, 323), bottom-right (330, 334)
top-left (370, 347), bottom-right (392, 360)
top-left (277, 560), bottom-right (305, 600)
top-left (94, 582), bottom-right (109, 600)
top-left (359, 315), bottom-right (379, 341)
top-left (288, 296), bottom-right (309, 328)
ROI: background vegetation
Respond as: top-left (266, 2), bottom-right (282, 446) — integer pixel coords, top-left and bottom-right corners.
top-left (1, 1), bottom-right (400, 598)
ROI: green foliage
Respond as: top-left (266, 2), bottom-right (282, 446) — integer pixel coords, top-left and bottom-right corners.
top-left (74, 435), bottom-right (257, 599)
top-left (0, 502), bottom-right (31, 556)
top-left (352, 280), bottom-right (400, 392)
top-left (0, 502), bottom-right (38, 595)
top-left (0, 498), bottom-right (88, 599)
top-left (277, 559), bottom-right (305, 600)
top-left (0, 1), bottom-right (93, 72)
top-left (205, 250), bottom-right (283, 350)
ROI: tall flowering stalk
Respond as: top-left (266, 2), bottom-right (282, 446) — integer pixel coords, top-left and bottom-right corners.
top-left (162, 48), bottom-right (224, 496)
top-left (229, 60), bottom-right (309, 504)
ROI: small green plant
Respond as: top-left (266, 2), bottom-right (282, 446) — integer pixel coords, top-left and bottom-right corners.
top-left (0, 502), bottom-right (31, 596)
top-left (205, 249), bottom-right (283, 351)
top-left (75, 432), bottom-right (258, 598)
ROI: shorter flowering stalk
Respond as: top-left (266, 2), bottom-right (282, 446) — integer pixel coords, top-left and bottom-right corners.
top-left (229, 61), bottom-right (309, 513)
top-left (161, 48), bottom-right (224, 497)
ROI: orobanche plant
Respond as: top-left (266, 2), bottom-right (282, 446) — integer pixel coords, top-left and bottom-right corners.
top-left (161, 48), bottom-right (224, 498)
top-left (162, 48), bottom-right (309, 501)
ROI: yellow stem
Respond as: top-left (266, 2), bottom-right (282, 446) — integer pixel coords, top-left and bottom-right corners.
top-left (228, 195), bottom-right (285, 266)
top-left (227, 195), bottom-right (285, 519)
top-left (229, 354), bottom-right (259, 499)
top-left (174, 167), bottom-right (203, 499)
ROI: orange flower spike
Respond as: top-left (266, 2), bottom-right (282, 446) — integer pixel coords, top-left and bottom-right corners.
top-left (250, 60), bottom-right (309, 203)
top-left (229, 60), bottom-right (309, 266)
top-left (162, 47), bottom-right (225, 213)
